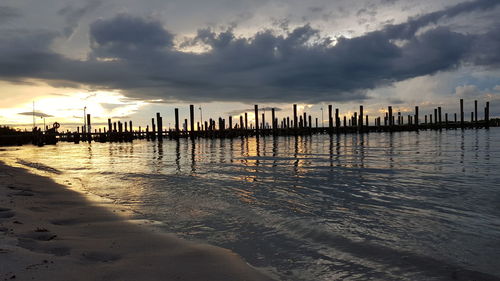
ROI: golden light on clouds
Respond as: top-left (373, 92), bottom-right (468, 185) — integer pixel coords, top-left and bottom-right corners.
top-left (0, 80), bottom-right (146, 129)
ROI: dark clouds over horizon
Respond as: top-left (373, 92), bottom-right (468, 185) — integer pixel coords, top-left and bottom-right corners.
top-left (0, 0), bottom-right (499, 103)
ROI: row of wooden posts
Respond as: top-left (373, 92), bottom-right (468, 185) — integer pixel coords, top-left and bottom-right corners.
top-left (58, 99), bottom-right (494, 143)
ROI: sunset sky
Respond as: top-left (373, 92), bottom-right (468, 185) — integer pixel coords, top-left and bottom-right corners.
top-left (1, 0), bottom-right (499, 130)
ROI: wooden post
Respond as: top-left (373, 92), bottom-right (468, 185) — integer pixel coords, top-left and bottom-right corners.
top-left (184, 119), bottom-right (188, 132)
top-left (271, 108), bottom-right (276, 131)
top-left (244, 113), bottom-right (248, 130)
top-left (486, 101), bottom-right (490, 128)
top-left (438, 107), bottom-right (442, 126)
top-left (240, 116), bottom-right (244, 130)
top-left (460, 99), bottom-right (464, 128)
top-left (156, 112), bottom-right (162, 139)
top-left (151, 118), bottom-right (155, 134)
top-left (366, 115), bottom-right (368, 127)
top-left (308, 115), bottom-right (312, 129)
top-left (175, 108), bottom-right (179, 133)
top-left (129, 121), bottom-right (133, 133)
top-left (359, 105), bottom-right (364, 131)
top-left (335, 109), bottom-right (339, 130)
top-left (254, 104), bottom-right (259, 133)
top-left (415, 106), bottom-right (419, 128)
top-left (471, 112), bottom-right (473, 123)
top-left (229, 116), bottom-right (233, 130)
top-left (445, 113), bottom-right (448, 126)
top-left (293, 104), bottom-right (298, 129)
top-left (124, 122), bottom-right (128, 132)
top-left (315, 117), bottom-right (318, 128)
top-left (388, 106), bottom-right (393, 128)
top-left (108, 119), bottom-right (112, 134)
top-left (303, 112), bottom-right (307, 128)
top-left (328, 105), bottom-right (333, 129)
top-left (474, 100), bottom-right (478, 124)
top-left (343, 116), bottom-right (347, 127)
top-left (434, 108), bottom-right (438, 124)
top-left (86, 114), bottom-right (91, 135)
top-left (190, 105), bottom-right (195, 134)
top-left (454, 113), bottom-right (457, 123)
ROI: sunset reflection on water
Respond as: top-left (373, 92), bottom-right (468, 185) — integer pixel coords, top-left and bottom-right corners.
top-left (1, 129), bottom-right (500, 281)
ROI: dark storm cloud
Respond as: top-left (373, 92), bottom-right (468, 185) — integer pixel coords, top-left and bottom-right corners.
top-left (0, 6), bottom-right (20, 24)
top-left (58, 0), bottom-right (102, 37)
top-left (0, 0), bottom-right (499, 103)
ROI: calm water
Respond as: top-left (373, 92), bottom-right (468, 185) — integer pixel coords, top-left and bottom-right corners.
top-left (2, 129), bottom-right (500, 280)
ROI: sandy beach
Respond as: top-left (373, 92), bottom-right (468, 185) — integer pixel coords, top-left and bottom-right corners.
top-left (0, 161), bottom-right (275, 281)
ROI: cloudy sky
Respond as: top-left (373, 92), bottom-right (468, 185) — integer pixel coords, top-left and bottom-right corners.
top-left (0, 0), bottom-right (499, 130)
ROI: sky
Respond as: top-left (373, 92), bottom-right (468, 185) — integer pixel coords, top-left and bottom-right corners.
top-left (0, 0), bottom-right (499, 130)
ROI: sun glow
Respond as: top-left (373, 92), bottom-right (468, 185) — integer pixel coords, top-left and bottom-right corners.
top-left (0, 80), bottom-right (146, 130)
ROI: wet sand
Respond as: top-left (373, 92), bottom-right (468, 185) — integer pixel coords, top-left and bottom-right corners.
top-left (0, 161), bottom-right (275, 281)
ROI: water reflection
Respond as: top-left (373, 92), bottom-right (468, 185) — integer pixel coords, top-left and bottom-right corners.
top-left (2, 129), bottom-right (500, 281)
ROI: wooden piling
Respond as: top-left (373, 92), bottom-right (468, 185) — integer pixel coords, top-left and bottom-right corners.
top-left (293, 104), bottom-right (298, 129)
top-left (460, 99), bottom-right (464, 128)
top-left (359, 105), bottom-right (364, 130)
top-left (486, 101), bottom-right (490, 128)
top-left (190, 105), bottom-right (195, 134)
top-left (271, 108), bottom-right (276, 131)
top-left (474, 100), bottom-right (478, 124)
top-left (175, 108), bottom-right (180, 133)
top-left (388, 106), bottom-right (393, 128)
top-left (245, 113), bottom-right (248, 130)
top-left (156, 113), bottom-right (162, 139)
top-left (328, 105), bottom-right (333, 130)
top-left (254, 105), bottom-right (259, 133)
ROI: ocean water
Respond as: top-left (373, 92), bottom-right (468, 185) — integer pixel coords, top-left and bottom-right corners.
top-left (2, 129), bottom-right (500, 280)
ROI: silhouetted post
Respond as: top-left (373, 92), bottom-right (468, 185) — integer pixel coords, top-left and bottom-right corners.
top-left (471, 112), bottom-right (473, 123)
top-left (388, 106), bottom-right (393, 128)
top-left (335, 109), bottom-right (339, 130)
top-left (434, 108), bottom-right (438, 125)
top-left (454, 113), bottom-right (457, 123)
top-left (303, 112), bottom-right (307, 128)
top-left (445, 113), bottom-right (448, 126)
top-left (415, 106), bottom-right (419, 128)
top-left (254, 105), bottom-right (259, 133)
top-left (190, 105), bottom-right (195, 135)
top-left (108, 119), bottom-right (112, 135)
top-left (286, 117), bottom-right (290, 128)
top-left (460, 99), bottom-right (464, 128)
top-left (175, 108), bottom-right (180, 134)
top-left (129, 121), bottom-right (133, 134)
top-left (124, 122), bottom-right (128, 132)
top-left (239, 116), bottom-right (244, 130)
top-left (438, 107), bottom-right (442, 127)
top-left (293, 104), bottom-right (298, 129)
top-left (474, 100), bottom-right (478, 125)
top-left (425, 115), bottom-right (427, 124)
top-left (343, 116), bottom-right (347, 127)
top-left (184, 119), bottom-right (188, 132)
top-left (156, 113), bottom-right (162, 139)
top-left (485, 101), bottom-right (490, 128)
top-left (229, 116), bottom-right (233, 130)
top-left (328, 105), bottom-right (333, 130)
top-left (366, 115), bottom-right (368, 127)
top-left (308, 115), bottom-right (312, 129)
top-left (359, 105), bottom-right (364, 131)
top-left (430, 114), bottom-right (433, 125)
top-left (397, 112), bottom-right (401, 126)
top-left (271, 108), bottom-right (276, 131)
top-left (261, 113), bottom-right (265, 129)
top-left (245, 113), bottom-right (248, 130)
top-left (113, 122), bottom-right (117, 133)
top-left (315, 117), bottom-right (318, 128)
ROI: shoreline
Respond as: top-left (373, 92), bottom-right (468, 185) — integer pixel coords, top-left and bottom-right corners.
top-left (0, 161), bottom-right (275, 281)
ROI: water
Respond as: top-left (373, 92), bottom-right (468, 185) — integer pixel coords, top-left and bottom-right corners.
top-left (2, 129), bottom-right (500, 280)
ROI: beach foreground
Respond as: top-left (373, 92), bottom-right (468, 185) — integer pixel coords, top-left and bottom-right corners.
top-left (0, 162), bottom-right (274, 281)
